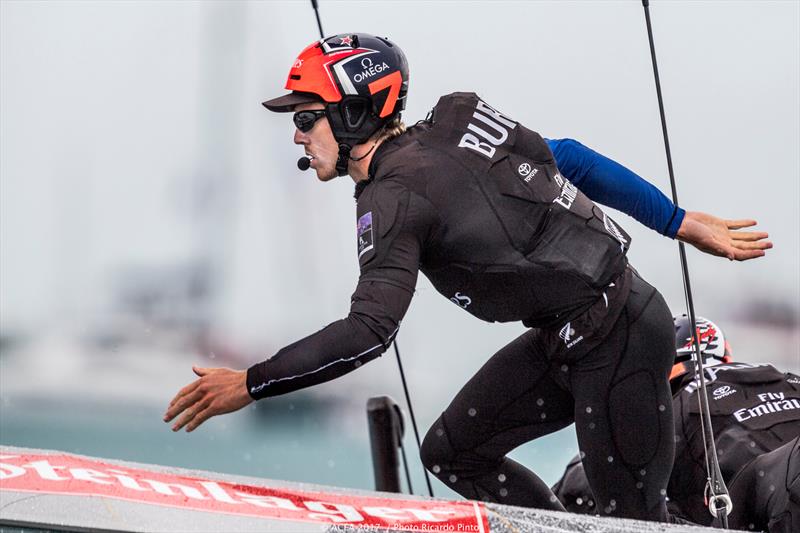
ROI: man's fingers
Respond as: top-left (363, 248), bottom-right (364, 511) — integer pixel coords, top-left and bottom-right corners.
top-left (717, 238), bottom-right (771, 260)
top-left (164, 389), bottom-right (203, 422)
top-left (186, 404), bottom-right (216, 433)
top-left (730, 231), bottom-right (770, 242)
top-left (725, 219), bottom-right (758, 230)
top-left (733, 248), bottom-right (767, 261)
top-left (713, 244), bottom-right (735, 261)
top-left (172, 397), bottom-right (211, 432)
top-left (683, 213), bottom-right (770, 261)
top-left (732, 240), bottom-right (773, 251)
top-left (168, 379), bottom-right (200, 408)
top-left (165, 367), bottom-right (249, 433)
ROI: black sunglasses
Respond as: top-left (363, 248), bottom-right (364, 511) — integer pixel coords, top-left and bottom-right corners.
top-left (293, 110), bottom-right (326, 133)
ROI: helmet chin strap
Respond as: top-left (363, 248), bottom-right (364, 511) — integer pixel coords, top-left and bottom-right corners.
top-left (335, 136), bottom-right (382, 177)
top-left (335, 144), bottom-right (352, 176)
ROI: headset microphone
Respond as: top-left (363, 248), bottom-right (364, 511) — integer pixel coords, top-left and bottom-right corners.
top-left (297, 157), bottom-right (311, 171)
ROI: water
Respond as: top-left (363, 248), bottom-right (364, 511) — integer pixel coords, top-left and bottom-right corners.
top-left (2, 319), bottom-right (796, 501)
top-left (0, 329), bottom-right (583, 501)
top-left (0, 390), bottom-right (579, 500)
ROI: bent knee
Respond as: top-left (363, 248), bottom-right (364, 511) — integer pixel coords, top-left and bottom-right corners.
top-left (421, 417), bottom-right (456, 474)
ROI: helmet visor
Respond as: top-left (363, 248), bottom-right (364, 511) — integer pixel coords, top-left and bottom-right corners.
top-left (262, 91), bottom-right (322, 113)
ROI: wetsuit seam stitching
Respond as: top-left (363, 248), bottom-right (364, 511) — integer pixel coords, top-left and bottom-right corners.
top-left (627, 288), bottom-right (658, 327)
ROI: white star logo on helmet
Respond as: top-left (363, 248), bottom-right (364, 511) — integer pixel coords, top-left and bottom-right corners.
top-left (339, 36), bottom-right (353, 46)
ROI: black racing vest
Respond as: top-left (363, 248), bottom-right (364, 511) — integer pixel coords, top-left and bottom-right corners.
top-left (553, 363), bottom-right (800, 523)
top-left (368, 92), bottom-right (631, 328)
top-left (676, 363), bottom-right (800, 478)
top-left (668, 363), bottom-right (800, 524)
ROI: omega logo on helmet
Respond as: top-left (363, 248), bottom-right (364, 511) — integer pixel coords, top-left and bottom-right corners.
top-left (353, 60), bottom-right (391, 84)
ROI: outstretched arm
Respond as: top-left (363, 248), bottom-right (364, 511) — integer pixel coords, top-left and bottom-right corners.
top-left (164, 278), bottom-right (416, 432)
top-left (547, 138), bottom-right (685, 237)
top-left (164, 181), bottom-right (429, 432)
top-left (164, 271), bottom-right (416, 431)
top-left (548, 138), bottom-right (772, 260)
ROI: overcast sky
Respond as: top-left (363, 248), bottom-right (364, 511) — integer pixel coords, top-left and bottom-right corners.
top-left (1, 1), bottom-right (798, 377)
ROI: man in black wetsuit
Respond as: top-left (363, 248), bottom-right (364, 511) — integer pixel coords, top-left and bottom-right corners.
top-left (164, 33), bottom-right (773, 522)
top-left (552, 315), bottom-right (799, 532)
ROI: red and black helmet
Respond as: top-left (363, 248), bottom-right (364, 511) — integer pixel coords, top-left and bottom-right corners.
top-left (670, 314), bottom-right (733, 381)
top-left (263, 33), bottom-right (409, 175)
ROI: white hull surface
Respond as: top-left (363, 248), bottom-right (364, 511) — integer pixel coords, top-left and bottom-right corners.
top-left (0, 446), bottom-right (722, 533)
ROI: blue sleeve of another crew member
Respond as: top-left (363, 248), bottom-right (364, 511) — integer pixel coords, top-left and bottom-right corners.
top-left (546, 138), bottom-right (685, 238)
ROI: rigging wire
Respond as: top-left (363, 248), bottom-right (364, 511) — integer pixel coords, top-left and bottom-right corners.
top-left (641, 0), bottom-right (732, 526)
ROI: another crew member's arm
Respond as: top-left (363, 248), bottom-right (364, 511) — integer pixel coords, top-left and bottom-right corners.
top-left (547, 138), bottom-right (772, 261)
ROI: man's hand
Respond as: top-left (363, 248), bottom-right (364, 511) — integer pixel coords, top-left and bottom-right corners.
top-left (164, 366), bottom-right (253, 432)
top-left (677, 211), bottom-right (772, 261)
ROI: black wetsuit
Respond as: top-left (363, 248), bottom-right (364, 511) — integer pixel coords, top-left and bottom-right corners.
top-left (248, 93), bottom-right (677, 521)
top-left (552, 363), bottom-right (800, 531)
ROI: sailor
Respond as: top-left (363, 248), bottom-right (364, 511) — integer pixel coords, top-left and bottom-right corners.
top-left (164, 33), bottom-right (772, 522)
top-left (552, 315), bottom-right (799, 531)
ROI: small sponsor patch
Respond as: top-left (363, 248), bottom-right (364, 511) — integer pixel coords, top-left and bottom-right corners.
top-left (559, 322), bottom-right (574, 343)
top-left (518, 162), bottom-right (538, 183)
top-left (712, 385), bottom-right (737, 400)
top-left (553, 178), bottom-right (578, 210)
top-left (357, 211), bottom-right (374, 259)
top-left (450, 292), bottom-right (472, 309)
top-left (603, 213), bottom-right (628, 248)
top-left (559, 322), bottom-right (584, 349)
